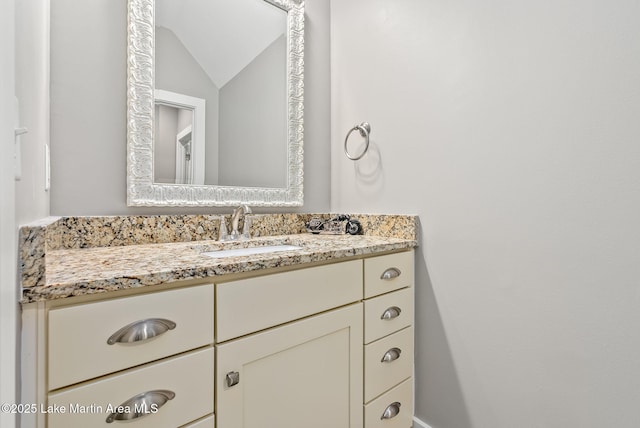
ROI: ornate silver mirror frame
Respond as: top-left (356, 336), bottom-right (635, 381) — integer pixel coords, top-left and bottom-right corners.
top-left (127, 0), bottom-right (304, 207)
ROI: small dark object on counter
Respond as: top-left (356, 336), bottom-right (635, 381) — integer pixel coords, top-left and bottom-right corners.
top-left (306, 217), bottom-right (324, 234)
top-left (305, 215), bottom-right (363, 235)
top-left (345, 219), bottom-right (362, 235)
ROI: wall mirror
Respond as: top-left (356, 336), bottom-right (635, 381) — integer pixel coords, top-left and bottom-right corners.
top-left (127, 0), bottom-right (304, 206)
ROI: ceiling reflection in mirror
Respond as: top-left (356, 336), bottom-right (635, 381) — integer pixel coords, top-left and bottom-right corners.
top-left (126, 0), bottom-right (304, 207)
top-left (155, 0), bottom-right (287, 187)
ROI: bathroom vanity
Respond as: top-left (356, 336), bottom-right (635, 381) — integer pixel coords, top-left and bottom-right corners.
top-left (17, 0), bottom-right (418, 425)
top-left (19, 214), bottom-right (417, 428)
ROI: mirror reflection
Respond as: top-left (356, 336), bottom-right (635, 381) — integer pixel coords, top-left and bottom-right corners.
top-left (154, 0), bottom-right (288, 187)
top-left (154, 103), bottom-right (195, 185)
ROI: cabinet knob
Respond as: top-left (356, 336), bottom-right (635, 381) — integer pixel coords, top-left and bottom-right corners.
top-left (226, 371), bottom-right (240, 387)
top-left (381, 402), bottom-right (401, 420)
top-left (380, 267), bottom-right (401, 280)
top-left (381, 347), bottom-right (402, 363)
top-left (107, 318), bottom-right (176, 345)
top-left (380, 306), bottom-right (402, 320)
top-left (105, 389), bottom-right (175, 423)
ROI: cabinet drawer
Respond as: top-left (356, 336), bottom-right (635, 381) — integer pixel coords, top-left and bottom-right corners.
top-left (364, 287), bottom-right (413, 344)
top-left (364, 378), bottom-right (413, 428)
top-left (364, 251), bottom-right (414, 298)
top-left (48, 347), bottom-right (214, 428)
top-left (364, 327), bottom-right (413, 403)
top-left (182, 414), bottom-right (215, 427)
top-left (216, 260), bottom-right (362, 341)
top-left (48, 284), bottom-right (214, 390)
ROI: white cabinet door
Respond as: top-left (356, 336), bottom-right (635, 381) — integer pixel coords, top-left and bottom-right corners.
top-left (216, 303), bottom-right (363, 428)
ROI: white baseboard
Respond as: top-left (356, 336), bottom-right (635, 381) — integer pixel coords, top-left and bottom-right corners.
top-left (413, 416), bottom-right (433, 428)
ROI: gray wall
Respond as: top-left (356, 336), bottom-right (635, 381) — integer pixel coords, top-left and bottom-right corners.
top-left (219, 35), bottom-right (287, 188)
top-left (50, 0), bottom-right (331, 215)
top-left (330, 0), bottom-right (640, 427)
top-left (155, 26), bottom-right (219, 185)
top-left (15, 0), bottom-right (50, 225)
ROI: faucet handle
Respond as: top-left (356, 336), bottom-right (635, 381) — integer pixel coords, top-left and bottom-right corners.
top-left (241, 215), bottom-right (253, 240)
top-left (219, 216), bottom-right (229, 241)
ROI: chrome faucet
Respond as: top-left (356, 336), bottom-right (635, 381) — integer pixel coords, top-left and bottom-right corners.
top-left (230, 205), bottom-right (252, 240)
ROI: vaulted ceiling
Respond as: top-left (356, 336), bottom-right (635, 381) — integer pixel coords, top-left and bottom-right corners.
top-left (156, 0), bottom-right (286, 88)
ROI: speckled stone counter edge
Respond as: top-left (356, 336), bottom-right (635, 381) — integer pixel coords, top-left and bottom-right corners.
top-left (19, 213), bottom-right (418, 289)
top-left (19, 217), bottom-right (58, 288)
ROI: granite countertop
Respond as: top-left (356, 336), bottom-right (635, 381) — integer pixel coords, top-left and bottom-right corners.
top-left (22, 233), bottom-right (416, 303)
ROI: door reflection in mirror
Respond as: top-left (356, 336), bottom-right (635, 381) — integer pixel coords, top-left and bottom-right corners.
top-left (154, 90), bottom-right (206, 185)
top-left (176, 124), bottom-right (193, 185)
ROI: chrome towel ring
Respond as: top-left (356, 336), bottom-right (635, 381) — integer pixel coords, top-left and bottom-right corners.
top-left (344, 122), bottom-right (371, 160)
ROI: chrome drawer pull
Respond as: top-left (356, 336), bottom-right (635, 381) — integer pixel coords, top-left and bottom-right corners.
top-left (381, 306), bottom-right (401, 320)
top-left (226, 371), bottom-right (240, 387)
top-left (381, 402), bottom-right (401, 420)
top-left (380, 267), bottom-right (401, 280)
top-left (107, 318), bottom-right (177, 345)
top-left (105, 389), bottom-right (175, 423)
top-left (381, 347), bottom-right (402, 363)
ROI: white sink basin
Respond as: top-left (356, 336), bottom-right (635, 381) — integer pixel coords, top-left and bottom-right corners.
top-left (201, 244), bottom-right (302, 259)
